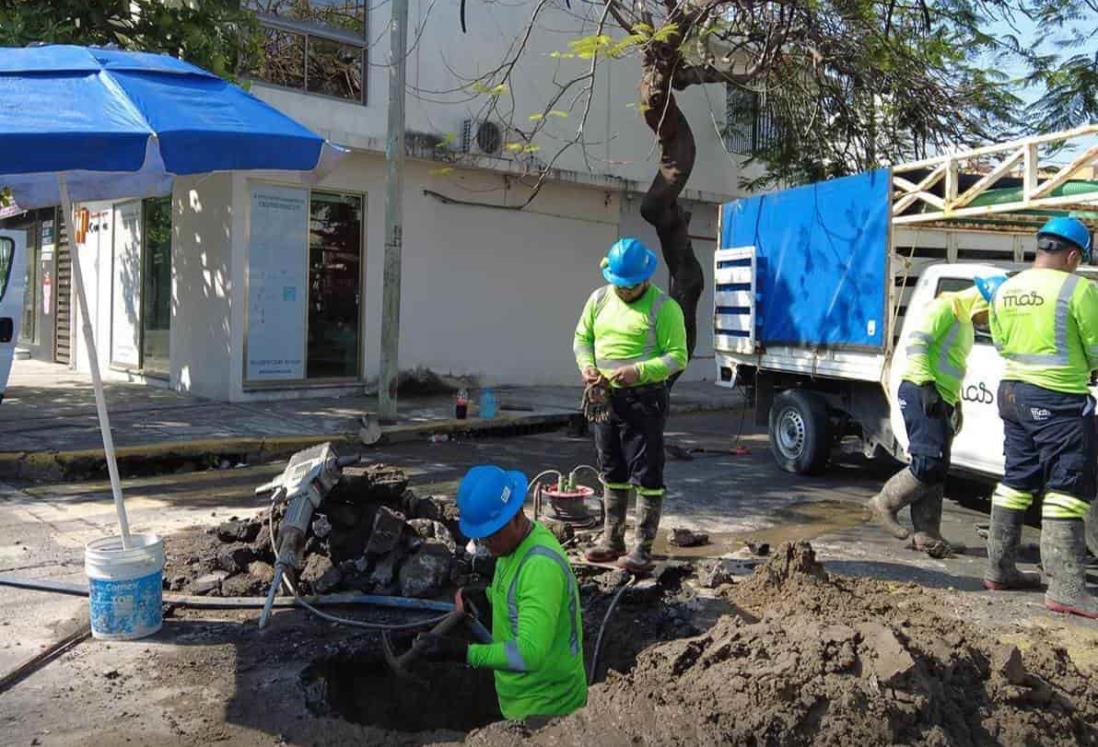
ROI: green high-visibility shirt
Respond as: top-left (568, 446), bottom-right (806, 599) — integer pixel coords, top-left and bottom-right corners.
top-left (573, 284), bottom-right (688, 387)
top-left (466, 522), bottom-right (587, 721)
top-left (902, 286), bottom-right (986, 406)
top-left (989, 268), bottom-right (1098, 394)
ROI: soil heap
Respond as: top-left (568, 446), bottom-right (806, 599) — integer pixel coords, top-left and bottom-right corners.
top-left (471, 542), bottom-right (1098, 747)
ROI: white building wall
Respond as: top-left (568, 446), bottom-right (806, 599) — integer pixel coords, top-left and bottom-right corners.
top-left (252, 1), bottom-right (743, 201)
top-left (171, 174), bottom-right (236, 400)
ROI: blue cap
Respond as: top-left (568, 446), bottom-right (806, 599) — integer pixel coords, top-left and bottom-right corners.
top-left (974, 275), bottom-right (1008, 303)
top-left (1037, 217), bottom-right (1092, 260)
top-left (456, 465), bottom-right (528, 539)
top-left (602, 238), bottom-right (658, 287)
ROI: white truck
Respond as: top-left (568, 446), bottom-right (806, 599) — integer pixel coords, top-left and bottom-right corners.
top-left (0, 227), bottom-right (26, 404)
top-left (712, 126), bottom-right (1098, 552)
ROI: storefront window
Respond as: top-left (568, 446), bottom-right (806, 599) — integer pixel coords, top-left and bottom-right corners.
top-left (307, 191), bottom-right (362, 379)
top-left (140, 198), bottom-right (172, 376)
top-left (245, 185), bottom-right (364, 386)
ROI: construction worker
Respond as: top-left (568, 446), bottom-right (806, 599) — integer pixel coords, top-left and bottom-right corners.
top-left (574, 238), bottom-right (688, 573)
top-left (983, 217), bottom-right (1098, 619)
top-left (417, 465), bottom-right (587, 722)
top-left (867, 279), bottom-right (998, 556)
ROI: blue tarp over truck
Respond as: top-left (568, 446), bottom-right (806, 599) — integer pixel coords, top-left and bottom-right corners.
top-left (720, 169), bottom-right (892, 351)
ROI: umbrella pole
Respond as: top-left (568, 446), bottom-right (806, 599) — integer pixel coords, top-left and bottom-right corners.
top-left (57, 176), bottom-right (132, 548)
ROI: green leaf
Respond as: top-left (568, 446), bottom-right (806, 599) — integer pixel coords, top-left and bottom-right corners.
top-left (651, 23), bottom-right (680, 43)
top-left (568, 33), bottom-right (613, 59)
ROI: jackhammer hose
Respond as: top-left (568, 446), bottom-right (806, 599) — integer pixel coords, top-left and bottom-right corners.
top-left (587, 576), bottom-right (634, 684)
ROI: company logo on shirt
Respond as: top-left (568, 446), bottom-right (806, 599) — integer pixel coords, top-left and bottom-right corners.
top-left (898, 397), bottom-right (908, 410)
top-left (1000, 291), bottom-right (1045, 308)
top-left (1030, 407), bottom-right (1052, 422)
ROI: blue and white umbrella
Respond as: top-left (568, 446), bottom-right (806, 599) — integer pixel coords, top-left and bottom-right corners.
top-left (0, 45), bottom-right (345, 546)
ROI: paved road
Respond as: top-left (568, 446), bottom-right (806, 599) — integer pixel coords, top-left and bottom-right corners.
top-left (4, 410), bottom-right (1098, 744)
top-left (0, 410), bottom-right (1071, 655)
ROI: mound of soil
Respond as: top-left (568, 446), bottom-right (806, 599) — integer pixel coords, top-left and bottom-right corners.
top-left (470, 542), bottom-right (1098, 747)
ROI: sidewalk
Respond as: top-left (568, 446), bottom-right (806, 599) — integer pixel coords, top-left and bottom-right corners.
top-left (0, 360), bottom-right (742, 480)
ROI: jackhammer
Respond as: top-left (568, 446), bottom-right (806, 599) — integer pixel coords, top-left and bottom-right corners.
top-left (256, 442), bottom-right (358, 628)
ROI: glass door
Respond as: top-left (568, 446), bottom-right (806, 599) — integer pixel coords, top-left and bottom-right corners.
top-left (140, 198), bottom-right (172, 376)
top-left (306, 191), bottom-right (362, 379)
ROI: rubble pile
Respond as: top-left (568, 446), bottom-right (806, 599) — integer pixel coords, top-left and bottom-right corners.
top-left (473, 542), bottom-right (1098, 747)
top-left (163, 464), bottom-right (490, 599)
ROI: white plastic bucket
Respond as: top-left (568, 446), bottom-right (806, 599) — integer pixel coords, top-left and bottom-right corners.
top-left (84, 534), bottom-right (165, 641)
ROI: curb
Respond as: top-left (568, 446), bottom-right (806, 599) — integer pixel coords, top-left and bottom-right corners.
top-left (0, 411), bottom-right (578, 482)
top-left (0, 399), bottom-right (738, 482)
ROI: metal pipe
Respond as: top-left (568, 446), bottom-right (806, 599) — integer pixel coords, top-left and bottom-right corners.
top-left (0, 574), bottom-right (459, 612)
top-left (58, 175), bottom-right (131, 548)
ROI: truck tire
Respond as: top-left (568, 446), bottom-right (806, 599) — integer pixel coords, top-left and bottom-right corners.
top-left (769, 389), bottom-right (831, 475)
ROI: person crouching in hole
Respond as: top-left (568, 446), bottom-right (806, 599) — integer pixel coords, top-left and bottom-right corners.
top-left (416, 465), bottom-right (587, 727)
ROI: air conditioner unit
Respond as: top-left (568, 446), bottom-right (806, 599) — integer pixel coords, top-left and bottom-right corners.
top-left (461, 118), bottom-right (505, 156)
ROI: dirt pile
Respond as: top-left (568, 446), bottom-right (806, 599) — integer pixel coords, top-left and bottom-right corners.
top-left (472, 542), bottom-right (1098, 747)
top-left (163, 463), bottom-right (493, 599)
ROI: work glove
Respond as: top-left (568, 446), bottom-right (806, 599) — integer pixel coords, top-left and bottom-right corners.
top-left (582, 380), bottom-right (611, 423)
top-left (454, 586), bottom-right (488, 620)
top-left (415, 633), bottom-right (469, 663)
top-left (920, 383), bottom-right (942, 418)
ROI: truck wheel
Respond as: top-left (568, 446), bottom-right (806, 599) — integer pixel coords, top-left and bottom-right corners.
top-left (769, 389), bottom-right (831, 475)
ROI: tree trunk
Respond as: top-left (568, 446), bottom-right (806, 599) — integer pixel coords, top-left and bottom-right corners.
top-left (638, 59), bottom-right (705, 365)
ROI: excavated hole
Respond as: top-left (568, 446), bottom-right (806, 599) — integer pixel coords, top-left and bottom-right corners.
top-left (302, 653), bottom-right (500, 735)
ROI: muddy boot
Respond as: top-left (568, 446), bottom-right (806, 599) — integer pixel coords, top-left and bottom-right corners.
top-left (910, 483), bottom-right (965, 558)
top-left (1041, 518), bottom-right (1098, 619)
top-left (983, 505), bottom-right (1042, 591)
top-left (620, 492), bottom-right (662, 575)
top-left (866, 468), bottom-right (923, 540)
top-left (585, 487), bottom-right (630, 563)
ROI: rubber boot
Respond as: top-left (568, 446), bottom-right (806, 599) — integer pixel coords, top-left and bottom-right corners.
top-left (620, 492), bottom-right (662, 575)
top-left (866, 468), bottom-right (923, 540)
top-left (983, 505), bottom-right (1043, 591)
top-left (585, 487), bottom-right (630, 563)
top-left (910, 483), bottom-right (965, 558)
top-left (1041, 518), bottom-right (1098, 619)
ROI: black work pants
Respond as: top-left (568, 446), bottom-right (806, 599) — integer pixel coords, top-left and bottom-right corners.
top-left (592, 383), bottom-right (669, 494)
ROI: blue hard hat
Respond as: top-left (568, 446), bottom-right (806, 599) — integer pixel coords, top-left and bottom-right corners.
top-left (1037, 217), bottom-right (1092, 259)
top-left (602, 238), bottom-right (658, 287)
top-left (974, 275), bottom-right (1008, 303)
top-left (456, 465), bottom-right (528, 539)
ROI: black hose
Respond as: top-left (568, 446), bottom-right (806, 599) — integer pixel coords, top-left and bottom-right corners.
top-left (587, 576), bottom-right (633, 684)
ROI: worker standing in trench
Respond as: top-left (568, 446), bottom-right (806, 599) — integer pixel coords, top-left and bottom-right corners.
top-left (867, 279), bottom-right (999, 557)
top-left (417, 465), bottom-right (587, 724)
top-left (573, 238), bottom-right (689, 574)
top-left (983, 217), bottom-right (1098, 619)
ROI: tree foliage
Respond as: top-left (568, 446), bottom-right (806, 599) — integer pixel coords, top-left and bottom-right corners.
top-left (452, 0), bottom-right (1094, 358)
top-left (0, 0), bottom-right (261, 80)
